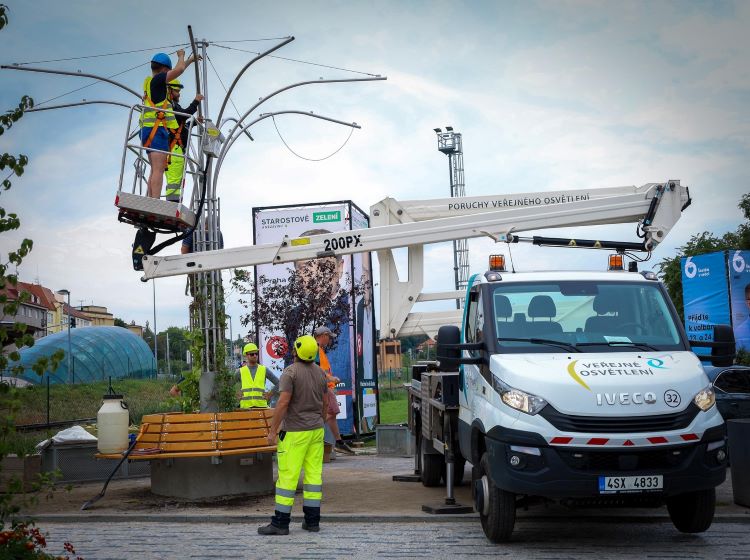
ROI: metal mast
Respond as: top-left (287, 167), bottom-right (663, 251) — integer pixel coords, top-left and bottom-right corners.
top-left (190, 38), bottom-right (226, 412)
top-left (434, 127), bottom-right (469, 308)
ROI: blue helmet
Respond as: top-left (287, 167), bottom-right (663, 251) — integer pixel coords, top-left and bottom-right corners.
top-left (151, 52), bottom-right (172, 69)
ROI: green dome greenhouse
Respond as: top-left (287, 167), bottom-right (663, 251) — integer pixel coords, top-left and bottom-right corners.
top-left (11, 326), bottom-right (156, 385)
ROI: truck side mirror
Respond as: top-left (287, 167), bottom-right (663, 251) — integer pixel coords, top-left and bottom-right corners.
top-left (436, 325), bottom-right (483, 371)
top-left (436, 326), bottom-right (461, 372)
top-left (710, 324), bottom-right (735, 368)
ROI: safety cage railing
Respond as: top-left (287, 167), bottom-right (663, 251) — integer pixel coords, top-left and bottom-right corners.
top-left (115, 103), bottom-right (204, 233)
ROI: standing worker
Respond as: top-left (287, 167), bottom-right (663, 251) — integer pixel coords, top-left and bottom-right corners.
top-left (314, 326), bottom-right (355, 456)
top-left (140, 50), bottom-right (198, 199)
top-left (239, 342), bottom-right (279, 408)
top-left (164, 79), bottom-right (203, 203)
top-left (258, 335), bottom-right (328, 535)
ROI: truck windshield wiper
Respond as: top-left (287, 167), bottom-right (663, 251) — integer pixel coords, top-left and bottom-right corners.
top-left (498, 337), bottom-right (582, 353)
top-left (576, 341), bottom-right (660, 351)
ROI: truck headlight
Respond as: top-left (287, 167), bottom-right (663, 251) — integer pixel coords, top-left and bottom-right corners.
top-left (492, 376), bottom-right (547, 415)
top-left (693, 385), bottom-right (716, 411)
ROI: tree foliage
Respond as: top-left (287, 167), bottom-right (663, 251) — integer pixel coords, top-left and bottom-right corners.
top-left (658, 195), bottom-right (750, 319)
top-left (0, 6), bottom-right (77, 558)
top-left (231, 259), bottom-right (364, 364)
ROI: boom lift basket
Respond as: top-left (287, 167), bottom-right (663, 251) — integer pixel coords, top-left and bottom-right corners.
top-left (115, 104), bottom-right (202, 233)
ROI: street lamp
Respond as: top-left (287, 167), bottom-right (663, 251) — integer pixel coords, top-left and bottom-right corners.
top-left (56, 289), bottom-right (72, 384)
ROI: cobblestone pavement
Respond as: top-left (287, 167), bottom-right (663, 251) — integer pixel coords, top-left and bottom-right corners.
top-left (42, 519), bottom-right (750, 559)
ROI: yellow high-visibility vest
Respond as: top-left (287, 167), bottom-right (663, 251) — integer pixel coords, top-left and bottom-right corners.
top-left (139, 75), bottom-right (178, 130)
top-left (240, 364), bottom-right (268, 408)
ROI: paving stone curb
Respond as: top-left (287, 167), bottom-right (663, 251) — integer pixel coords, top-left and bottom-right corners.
top-left (27, 512), bottom-right (750, 524)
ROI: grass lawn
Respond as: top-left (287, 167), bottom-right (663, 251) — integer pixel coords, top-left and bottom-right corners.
top-left (12, 378), bottom-right (180, 427)
top-left (378, 391), bottom-right (408, 424)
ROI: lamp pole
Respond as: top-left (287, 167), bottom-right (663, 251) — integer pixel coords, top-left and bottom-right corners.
top-left (153, 280), bottom-right (157, 377)
top-left (226, 314), bottom-right (233, 368)
top-left (57, 289), bottom-right (72, 384)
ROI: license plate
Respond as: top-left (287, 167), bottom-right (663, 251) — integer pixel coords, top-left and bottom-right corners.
top-left (598, 475), bottom-right (663, 494)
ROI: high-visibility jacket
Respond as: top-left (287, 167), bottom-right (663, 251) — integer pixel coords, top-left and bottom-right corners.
top-left (139, 75), bottom-right (178, 132)
top-left (317, 346), bottom-right (336, 390)
top-left (239, 364), bottom-right (268, 408)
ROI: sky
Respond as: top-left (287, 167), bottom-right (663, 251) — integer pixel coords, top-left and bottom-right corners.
top-left (1, 0), bottom-right (748, 343)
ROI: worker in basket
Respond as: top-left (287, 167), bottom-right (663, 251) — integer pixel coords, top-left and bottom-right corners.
top-left (164, 79), bottom-right (203, 203)
top-left (140, 50), bottom-right (199, 199)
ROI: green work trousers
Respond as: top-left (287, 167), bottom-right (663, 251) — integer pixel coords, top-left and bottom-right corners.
top-left (272, 427), bottom-right (324, 528)
top-left (165, 144), bottom-right (184, 202)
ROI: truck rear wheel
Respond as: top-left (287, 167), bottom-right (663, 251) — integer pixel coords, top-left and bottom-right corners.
top-left (666, 488), bottom-right (716, 533)
top-left (421, 441), bottom-right (443, 487)
top-left (475, 452), bottom-right (515, 542)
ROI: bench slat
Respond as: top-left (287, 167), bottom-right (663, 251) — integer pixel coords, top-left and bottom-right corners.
top-left (162, 422), bottom-right (215, 432)
top-left (161, 431), bottom-right (215, 442)
top-left (141, 423), bottom-right (167, 433)
top-left (161, 441), bottom-right (217, 452)
top-left (217, 428), bottom-right (268, 440)
top-left (162, 413), bottom-right (216, 423)
top-left (217, 410), bottom-right (270, 421)
top-left (219, 437), bottom-right (269, 450)
top-left (216, 420), bottom-right (269, 431)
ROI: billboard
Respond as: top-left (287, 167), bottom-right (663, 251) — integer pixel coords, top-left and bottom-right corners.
top-left (253, 201), bottom-right (377, 435)
top-left (729, 250), bottom-right (750, 352)
top-left (351, 204), bottom-right (378, 432)
top-left (681, 252), bottom-right (731, 355)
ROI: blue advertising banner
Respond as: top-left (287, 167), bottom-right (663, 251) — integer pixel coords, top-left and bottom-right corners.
top-left (729, 250), bottom-right (750, 352)
top-left (681, 252), bottom-right (731, 355)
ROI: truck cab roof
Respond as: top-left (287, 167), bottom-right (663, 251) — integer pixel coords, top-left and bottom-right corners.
top-left (478, 269), bottom-right (659, 285)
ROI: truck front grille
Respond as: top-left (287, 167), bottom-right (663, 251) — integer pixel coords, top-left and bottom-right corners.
top-left (539, 403), bottom-right (700, 433)
top-left (557, 446), bottom-right (693, 472)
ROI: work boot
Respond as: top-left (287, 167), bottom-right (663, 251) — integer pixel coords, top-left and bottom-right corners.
top-left (257, 523), bottom-right (289, 536)
top-left (301, 521), bottom-right (320, 532)
top-left (335, 440), bottom-right (356, 455)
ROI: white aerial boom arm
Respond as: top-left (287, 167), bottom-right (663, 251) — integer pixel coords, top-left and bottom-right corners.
top-left (141, 181), bottom-right (689, 339)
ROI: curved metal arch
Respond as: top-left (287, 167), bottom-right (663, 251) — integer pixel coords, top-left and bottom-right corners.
top-left (215, 36), bottom-right (295, 126)
top-left (0, 65), bottom-right (141, 99)
top-left (220, 76), bottom-right (386, 167)
top-left (26, 100), bottom-right (132, 112)
top-left (212, 110), bottom-right (361, 194)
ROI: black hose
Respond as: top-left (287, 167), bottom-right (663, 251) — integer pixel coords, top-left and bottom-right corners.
top-left (146, 156), bottom-right (211, 255)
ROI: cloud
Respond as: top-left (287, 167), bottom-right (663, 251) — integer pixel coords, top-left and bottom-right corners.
top-left (2, 0), bottom-right (748, 341)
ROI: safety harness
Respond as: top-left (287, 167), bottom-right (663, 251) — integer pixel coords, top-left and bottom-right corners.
top-left (140, 75), bottom-right (177, 148)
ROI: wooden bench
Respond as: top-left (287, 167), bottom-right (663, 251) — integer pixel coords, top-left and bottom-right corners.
top-left (96, 409), bottom-right (276, 460)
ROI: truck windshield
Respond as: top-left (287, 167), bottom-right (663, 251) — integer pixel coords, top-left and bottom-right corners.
top-left (491, 280), bottom-right (683, 352)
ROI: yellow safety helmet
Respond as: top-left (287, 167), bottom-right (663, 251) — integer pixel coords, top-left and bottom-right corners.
top-left (167, 79), bottom-right (184, 90)
top-left (294, 335), bottom-right (318, 362)
top-left (243, 342), bottom-right (259, 354)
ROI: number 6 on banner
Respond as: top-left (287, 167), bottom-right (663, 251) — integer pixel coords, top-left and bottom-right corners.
top-left (733, 250), bottom-right (746, 273)
top-left (684, 256), bottom-right (697, 279)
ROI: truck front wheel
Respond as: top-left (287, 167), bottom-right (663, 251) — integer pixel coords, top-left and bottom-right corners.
top-left (666, 488), bottom-right (716, 533)
top-left (474, 452), bottom-right (516, 542)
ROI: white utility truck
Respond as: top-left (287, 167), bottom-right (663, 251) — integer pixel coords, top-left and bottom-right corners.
top-left (140, 180), bottom-right (735, 542)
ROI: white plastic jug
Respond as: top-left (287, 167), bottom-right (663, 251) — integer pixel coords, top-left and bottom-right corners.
top-left (97, 394), bottom-right (129, 454)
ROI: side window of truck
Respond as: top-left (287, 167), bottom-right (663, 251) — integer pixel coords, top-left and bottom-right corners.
top-left (465, 289), bottom-right (478, 344)
top-left (465, 290), bottom-right (484, 358)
